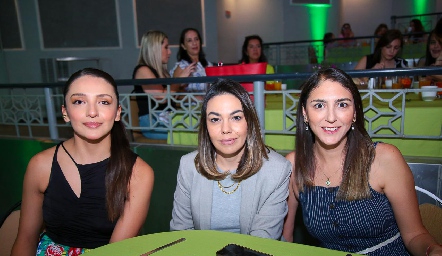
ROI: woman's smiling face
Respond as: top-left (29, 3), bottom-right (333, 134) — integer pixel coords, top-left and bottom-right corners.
top-left (206, 94), bottom-right (248, 159)
top-left (303, 80), bottom-right (355, 148)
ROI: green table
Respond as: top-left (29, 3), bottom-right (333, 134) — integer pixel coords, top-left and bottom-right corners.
top-left (168, 93), bottom-right (442, 158)
top-left (85, 230), bottom-right (357, 256)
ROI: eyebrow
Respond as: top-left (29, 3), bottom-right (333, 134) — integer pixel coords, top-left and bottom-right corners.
top-left (70, 93), bottom-right (113, 98)
top-left (309, 98), bottom-right (352, 103)
top-left (207, 110), bottom-right (244, 116)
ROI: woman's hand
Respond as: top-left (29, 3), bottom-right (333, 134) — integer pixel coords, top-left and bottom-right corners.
top-left (428, 244), bottom-right (442, 256)
top-left (372, 62), bottom-right (385, 69)
top-left (174, 62), bottom-right (197, 78)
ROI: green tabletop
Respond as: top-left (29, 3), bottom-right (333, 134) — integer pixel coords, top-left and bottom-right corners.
top-left (85, 230), bottom-right (357, 256)
top-left (168, 93), bottom-right (442, 157)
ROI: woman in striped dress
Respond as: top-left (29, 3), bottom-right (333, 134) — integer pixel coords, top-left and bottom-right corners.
top-left (282, 68), bottom-right (441, 255)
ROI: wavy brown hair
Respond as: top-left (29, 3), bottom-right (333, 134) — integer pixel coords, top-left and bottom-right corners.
top-left (294, 68), bottom-right (375, 201)
top-left (195, 79), bottom-right (268, 181)
top-left (64, 68), bottom-right (135, 221)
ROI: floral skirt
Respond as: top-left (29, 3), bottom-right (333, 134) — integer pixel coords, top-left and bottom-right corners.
top-left (36, 233), bottom-right (91, 256)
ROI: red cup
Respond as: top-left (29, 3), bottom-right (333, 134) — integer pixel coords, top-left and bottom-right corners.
top-left (400, 77), bottom-right (412, 89)
top-left (436, 81), bottom-right (442, 96)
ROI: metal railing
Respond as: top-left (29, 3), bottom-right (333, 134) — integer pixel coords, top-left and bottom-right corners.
top-left (0, 67), bottom-right (441, 144)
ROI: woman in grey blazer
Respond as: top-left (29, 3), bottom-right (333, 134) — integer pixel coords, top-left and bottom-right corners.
top-left (170, 79), bottom-right (292, 240)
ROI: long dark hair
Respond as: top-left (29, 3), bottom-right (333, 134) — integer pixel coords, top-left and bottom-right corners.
top-left (239, 35), bottom-right (268, 63)
top-left (424, 30), bottom-right (437, 66)
top-left (195, 79), bottom-right (268, 181)
top-left (373, 23), bottom-right (388, 36)
top-left (64, 68), bottom-right (134, 221)
top-left (372, 29), bottom-right (404, 64)
top-left (295, 68), bottom-right (375, 201)
top-left (177, 28), bottom-right (209, 67)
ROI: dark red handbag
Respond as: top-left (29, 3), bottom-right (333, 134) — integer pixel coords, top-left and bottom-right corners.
top-left (205, 62), bottom-right (267, 92)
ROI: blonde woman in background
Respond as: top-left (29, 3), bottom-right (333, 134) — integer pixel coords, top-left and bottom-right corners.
top-left (133, 30), bottom-right (181, 140)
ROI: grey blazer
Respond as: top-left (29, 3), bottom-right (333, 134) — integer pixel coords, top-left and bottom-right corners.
top-left (170, 150), bottom-right (292, 240)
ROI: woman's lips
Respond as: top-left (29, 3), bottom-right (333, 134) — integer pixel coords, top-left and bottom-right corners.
top-left (220, 138), bottom-right (237, 145)
top-left (322, 126), bottom-right (340, 134)
top-left (84, 122), bottom-right (101, 128)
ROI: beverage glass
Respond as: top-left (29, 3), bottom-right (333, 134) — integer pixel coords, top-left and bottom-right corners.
top-left (400, 76), bottom-right (412, 89)
top-left (265, 82), bottom-right (275, 91)
top-left (391, 76), bottom-right (401, 89)
top-left (385, 77), bottom-right (394, 89)
top-left (419, 77), bottom-right (431, 88)
top-left (274, 80), bottom-right (282, 90)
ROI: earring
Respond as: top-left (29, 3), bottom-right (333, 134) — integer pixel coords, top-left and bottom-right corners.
top-left (351, 124), bottom-right (354, 130)
top-left (305, 122), bottom-right (309, 131)
top-left (62, 115), bottom-right (67, 118)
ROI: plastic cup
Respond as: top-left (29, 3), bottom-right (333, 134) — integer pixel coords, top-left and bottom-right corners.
top-left (412, 81), bottom-right (420, 94)
top-left (281, 84), bottom-right (287, 90)
top-left (385, 79), bottom-right (393, 89)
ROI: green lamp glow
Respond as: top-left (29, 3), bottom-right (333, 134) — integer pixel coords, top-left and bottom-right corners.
top-left (308, 5), bottom-right (329, 63)
top-left (413, 0), bottom-right (430, 16)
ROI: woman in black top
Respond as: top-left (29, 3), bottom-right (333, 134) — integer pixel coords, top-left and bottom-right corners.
top-left (12, 68), bottom-right (154, 255)
top-left (355, 29), bottom-right (408, 70)
top-left (133, 30), bottom-right (181, 140)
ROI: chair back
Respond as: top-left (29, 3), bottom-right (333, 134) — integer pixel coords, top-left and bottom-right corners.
top-left (415, 186), bottom-right (442, 243)
top-left (0, 210), bottom-right (20, 256)
top-left (129, 95), bottom-right (167, 144)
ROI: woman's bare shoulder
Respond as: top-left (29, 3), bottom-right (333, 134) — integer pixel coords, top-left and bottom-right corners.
top-left (370, 142), bottom-right (410, 186)
top-left (131, 157), bottom-right (154, 183)
top-left (135, 66), bottom-right (156, 79)
top-left (285, 151), bottom-right (295, 165)
top-left (28, 146), bottom-right (56, 170)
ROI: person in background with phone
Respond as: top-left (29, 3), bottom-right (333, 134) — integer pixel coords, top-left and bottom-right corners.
top-left (170, 28), bottom-right (213, 96)
top-left (170, 79), bottom-right (291, 240)
top-left (406, 19), bottom-right (426, 44)
top-left (338, 23), bottom-right (357, 47)
top-left (282, 68), bottom-right (442, 256)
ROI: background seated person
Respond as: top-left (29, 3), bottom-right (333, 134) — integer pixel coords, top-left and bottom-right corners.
top-left (133, 31), bottom-right (180, 140)
top-left (239, 35), bottom-right (275, 85)
top-left (418, 30), bottom-right (442, 82)
top-left (338, 23), bottom-right (357, 47)
top-left (170, 28), bottom-right (213, 96)
top-left (355, 29), bottom-right (408, 70)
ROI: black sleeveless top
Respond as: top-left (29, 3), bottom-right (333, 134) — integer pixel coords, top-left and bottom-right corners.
top-left (365, 54), bottom-right (408, 69)
top-left (42, 143), bottom-right (136, 248)
top-left (132, 64), bottom-right (169, 117)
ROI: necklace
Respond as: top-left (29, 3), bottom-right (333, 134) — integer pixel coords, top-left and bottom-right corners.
top-left (217, 180), bottom-right (241, 194)
top-left (318, 163), bottom-right (343, 187)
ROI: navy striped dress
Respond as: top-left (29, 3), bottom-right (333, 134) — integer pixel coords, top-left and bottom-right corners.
top-left (299, 185), bottom-right (410, 255)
